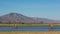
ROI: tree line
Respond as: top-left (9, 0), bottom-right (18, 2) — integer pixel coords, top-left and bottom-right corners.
top-left (0, 21), bottom-right (44, 24)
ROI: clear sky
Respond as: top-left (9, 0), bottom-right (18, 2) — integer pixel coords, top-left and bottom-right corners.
top-left (0, 0), bottom-right (60, 20)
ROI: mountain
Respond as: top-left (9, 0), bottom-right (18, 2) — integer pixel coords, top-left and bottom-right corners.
top-left (31, 17), bottom-right (60, 23)
top-left (0, 13), bottom-right (35, 23)
top-left (0, 13), bottom-right (60, 23)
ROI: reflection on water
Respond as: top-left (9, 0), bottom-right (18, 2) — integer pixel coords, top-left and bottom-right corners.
top-left (0, 26), bottom-right (60, 31)
top-left (54, 26), bottom-right (60, 31)
top-left (17, 26), bottom-right (49, 31)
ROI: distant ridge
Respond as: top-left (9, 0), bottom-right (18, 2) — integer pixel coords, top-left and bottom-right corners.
top-left (0, 13), bottom-right (60, 24)
top-left (0, 13), bottom-right (35, 23)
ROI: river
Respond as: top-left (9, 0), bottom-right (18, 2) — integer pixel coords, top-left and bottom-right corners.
top-left (0, 26), bottom-right (60, 31)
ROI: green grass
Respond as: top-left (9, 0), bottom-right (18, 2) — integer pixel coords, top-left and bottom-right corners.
top-left (54, 24), bottom-right (60, 26)
top-left (0, 24), bottom-right (49, 26)
top-left (0, 24), bottom-right (60, 26)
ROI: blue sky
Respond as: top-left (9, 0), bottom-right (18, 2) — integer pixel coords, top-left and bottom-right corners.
top-left (0, 0), bottom-right (60, 20)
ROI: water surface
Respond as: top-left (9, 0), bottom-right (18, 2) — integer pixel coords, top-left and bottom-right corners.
top-left (0, 26), bottom-right (60, 31)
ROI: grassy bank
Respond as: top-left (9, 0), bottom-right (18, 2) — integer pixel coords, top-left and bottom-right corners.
top-left (0, 31), bottom-right (60, 34)
top-left (0, 24), bottom-right (49, 26)
top-left (0, 24), bottom-right (60, 26)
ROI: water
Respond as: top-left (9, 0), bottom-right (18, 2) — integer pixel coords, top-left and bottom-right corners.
top-left (0, 26), bottom-right (14, 31)
top-left (16, 26), bottom-right (49, 31)
top-left (54, 26), bottom-right (60, 31)
top-left (0, 26), bottom-right (60, 31)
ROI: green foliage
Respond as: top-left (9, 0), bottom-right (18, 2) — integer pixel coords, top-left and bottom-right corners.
top-left (0, 21), bottom-right (2, 24)
top-left (21, 22), bottom-right (25, 24)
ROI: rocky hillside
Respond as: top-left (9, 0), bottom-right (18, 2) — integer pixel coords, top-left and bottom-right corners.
top-left (0, 13), bottom-right (60, 24)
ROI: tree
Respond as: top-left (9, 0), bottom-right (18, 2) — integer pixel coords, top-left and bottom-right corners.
top-left (21, 22), bottom-right (25, 24)
top-left (0, 17), bottom-right (2, 24)
top-left (0, 21), bottom-right (2, 24)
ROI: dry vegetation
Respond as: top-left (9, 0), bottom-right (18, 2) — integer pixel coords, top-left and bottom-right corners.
top-left (0, 31), bottom-right (60, 34)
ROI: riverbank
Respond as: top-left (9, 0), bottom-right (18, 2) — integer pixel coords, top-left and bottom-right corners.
top-left (0, 31), bottom-right (60, 34)
top-left (0, 24), bottom-right (49, 26)
top-left (0, 24), bottom-right (60, 26)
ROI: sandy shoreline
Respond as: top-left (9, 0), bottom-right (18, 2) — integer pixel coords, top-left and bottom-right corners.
top-left (0, 31), bottom-right (60, 34)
